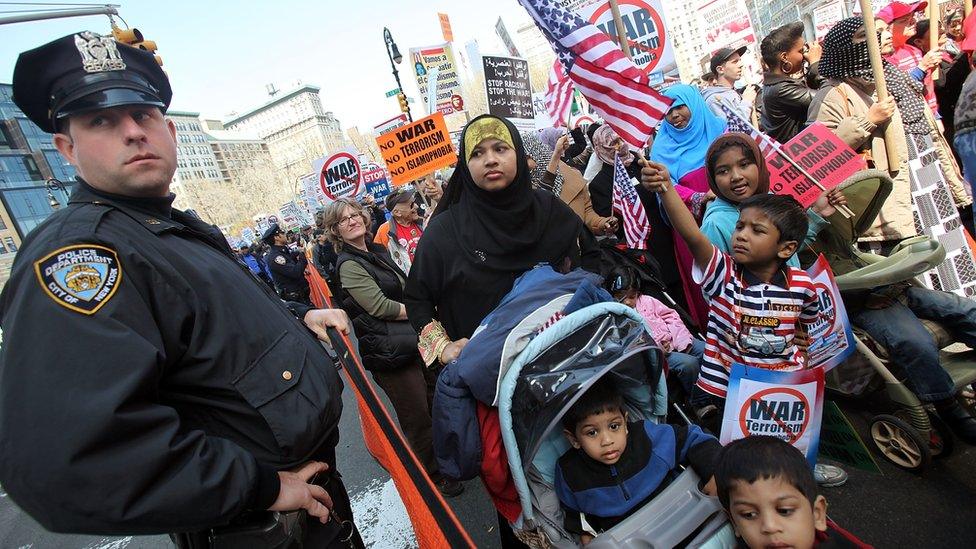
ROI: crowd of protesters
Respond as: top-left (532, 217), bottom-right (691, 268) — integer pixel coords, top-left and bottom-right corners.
top-left (216, 4), bottom-right (976, 547)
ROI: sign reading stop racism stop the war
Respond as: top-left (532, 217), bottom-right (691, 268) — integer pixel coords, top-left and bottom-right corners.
top-left (319, 152), bottom-right (362, 201)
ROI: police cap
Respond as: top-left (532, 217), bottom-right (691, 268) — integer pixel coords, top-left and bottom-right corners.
top-left (12, 31), bottom-right (172, 134)
top-left (261, 224), bottom-right (282, 244)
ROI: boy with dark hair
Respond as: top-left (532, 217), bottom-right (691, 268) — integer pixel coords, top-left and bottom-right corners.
top-left (643, 159), bottom-right (820, 400)
top-left (715, 437), bottom-right (872, 548)
top-left (553, 378), bottom-right (721, 544)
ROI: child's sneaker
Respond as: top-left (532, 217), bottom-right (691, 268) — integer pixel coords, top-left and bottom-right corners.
top-left (814, 463), bottom-right (848, 487)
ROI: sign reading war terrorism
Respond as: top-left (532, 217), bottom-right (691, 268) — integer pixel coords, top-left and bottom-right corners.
top-left (376, 112), bottom-right (457, 186)
top-left (721, 364), bottom-right (826, 466)
top-left (572, 0), bottom-right (678, 85)
top-left (319, 152), bottom-right (362, 201)
top-left (805, 255), bottom-right (856, 371)
top-left (483, 55), bottom-right (535, 133)
top-left (768, 123), bottom-right (867, 208)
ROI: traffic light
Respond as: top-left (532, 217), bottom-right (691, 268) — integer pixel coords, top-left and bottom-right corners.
top-left (397, 93), bottom-right (409, 113)
top-left (112, 26), bottom-right (163, 66)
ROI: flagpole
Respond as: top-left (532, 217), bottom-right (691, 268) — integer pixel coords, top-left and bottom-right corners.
top-left (930, 0), bottom-right (940, 81)
top-left (566, 89), bottom-right (574, 129)
top-left (858, 0), bottom-right (901, 171)
top-left (966, 0), bottom-right (973, 18)
top-left (608, 0), bottom-right (633, 60)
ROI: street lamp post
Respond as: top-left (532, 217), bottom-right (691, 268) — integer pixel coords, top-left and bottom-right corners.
top-left (45, 178), bottom-right (68, 211)
top-left (383, 27), bottom-right (411, 122)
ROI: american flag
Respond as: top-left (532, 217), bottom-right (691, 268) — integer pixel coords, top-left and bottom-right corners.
top-left (611, 153), bottom-right (649, 250)
top-left (721, 103), bottom-right (779, 158)
top-left (544, 59), bottom-right (573, 126)
top-left (518, 0), bottom-right (672, 148)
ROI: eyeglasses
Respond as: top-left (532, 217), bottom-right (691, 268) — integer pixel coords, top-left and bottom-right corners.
top-left (333, 213), bottom-right (360, 228)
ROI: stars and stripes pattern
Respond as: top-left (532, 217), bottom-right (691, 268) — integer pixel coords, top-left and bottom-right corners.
top-left (721, 103), bottom-right (779, 157)
top-left (544, 59), bottom-right (574, 126)
top-left (518, 0), bottom-right (672, 148)
top-left (611, 153), bottom-right (649, 250)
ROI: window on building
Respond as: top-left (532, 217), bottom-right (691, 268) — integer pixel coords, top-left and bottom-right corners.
top-left (5, 237), bottom-right (17, 252)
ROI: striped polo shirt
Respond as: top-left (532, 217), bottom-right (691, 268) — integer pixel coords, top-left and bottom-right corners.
top-left (692, 246), bottom-right (819, 399)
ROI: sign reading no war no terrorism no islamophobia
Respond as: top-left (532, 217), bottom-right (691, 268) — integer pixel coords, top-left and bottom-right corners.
top-left (376, 112), bottom-right (457, 186)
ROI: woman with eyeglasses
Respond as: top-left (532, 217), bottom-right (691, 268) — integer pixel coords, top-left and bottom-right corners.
top-left (323, 197), bottom-right (463, 498)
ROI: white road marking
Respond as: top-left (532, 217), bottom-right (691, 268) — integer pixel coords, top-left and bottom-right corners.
top-left (350, 478), bottom-right (416, 548)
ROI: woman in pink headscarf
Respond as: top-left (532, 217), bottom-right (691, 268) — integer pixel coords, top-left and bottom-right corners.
top-left (587, 124), bottom-right (711, 327)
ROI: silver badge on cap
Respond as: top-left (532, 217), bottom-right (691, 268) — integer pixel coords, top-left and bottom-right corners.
top-left (74, 32), bottom-right (126, 73)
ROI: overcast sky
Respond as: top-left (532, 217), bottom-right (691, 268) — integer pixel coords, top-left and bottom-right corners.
top-left (0, 0), bottom-right (533, 131)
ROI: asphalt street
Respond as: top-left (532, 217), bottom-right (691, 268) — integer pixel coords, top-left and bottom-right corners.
top-left (2, 382), bottom-right (974, 548)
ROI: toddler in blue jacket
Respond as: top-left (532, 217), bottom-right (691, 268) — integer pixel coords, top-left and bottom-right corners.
top-left (553, 378), bottom-right (721, 543)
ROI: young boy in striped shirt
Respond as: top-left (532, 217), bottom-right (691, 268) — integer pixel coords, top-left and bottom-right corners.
top-left (640, 159), bottom-right (819, 403)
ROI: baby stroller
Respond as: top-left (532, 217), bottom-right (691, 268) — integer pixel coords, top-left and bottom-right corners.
top-left (806, 170), bottom-right (976, 471)
top-left (495, 301), bottom-right (735, 548)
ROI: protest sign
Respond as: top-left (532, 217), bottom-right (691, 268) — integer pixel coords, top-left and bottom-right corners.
top-left (376, 112), bottom-right (457, 186)
top-left (409, 43), bottom-right (464, 116)
top-left (279, 202), bottom-right (301, 230)
top-left (818, 401), bottom-right (883, 474)
top-left (805, 255), bottom-right (856, 372)
top-left (495, 17), bottom-right (521, 58)
top-left (240, 227), bottom-right (255, 244)
top-left (720, 364), bottom-right (826, 466)
top-left (697, 0), bottom-right (762, 83)
top-left (572, 0), bottom-right (678, 84)
top-left (532, 92), bottom-right (555, 130)
top-left (374, 114), bottom-right (409, 136)
top-left (319, 152), bottom-right (362, 201)
top-left (768, 123), bottom-right (866, 208)
top-left (814, 0), bottom-right (846, 40)
top-left (483, 55), bottom-right (535, 133)
top-left (363, 167), bottom-right (393, 200)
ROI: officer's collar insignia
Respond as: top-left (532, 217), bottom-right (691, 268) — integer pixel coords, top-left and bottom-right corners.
top-left (145, 218), bottom-right (161, 225)
top-left (34, 244), bottom-right (122, 315)
top-left (274, 255), bottom-right (287, 265)
top-left (74, 32), bottom-right (126, 73)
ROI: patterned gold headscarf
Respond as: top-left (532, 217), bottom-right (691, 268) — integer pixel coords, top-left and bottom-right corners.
top-left (463, 117), bottom-right (515, 162)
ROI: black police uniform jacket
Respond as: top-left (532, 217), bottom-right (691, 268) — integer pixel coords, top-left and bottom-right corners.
top-left (0, 180), bottom-right (343, 534)
top-left (335, 243), bottom-right (419, 371)
top-left (266, 244), bottom-right (309, 293)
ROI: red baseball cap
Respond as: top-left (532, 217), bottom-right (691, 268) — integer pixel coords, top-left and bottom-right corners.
top-left (877, 2), bottom-right (928, 25)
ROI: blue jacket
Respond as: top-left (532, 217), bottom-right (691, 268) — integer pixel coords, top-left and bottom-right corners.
top-left (701, 197), bottom-right (828, 269)
top-left (554, 420), bottom-right (720, 535)
top-left (432, 266), bottom-right (608, 480)
top-left (241, 252), bottom-right (272, 280)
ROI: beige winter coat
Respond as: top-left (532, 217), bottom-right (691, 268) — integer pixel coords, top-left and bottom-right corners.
top-left (808, 79), bottom-right (916, 242)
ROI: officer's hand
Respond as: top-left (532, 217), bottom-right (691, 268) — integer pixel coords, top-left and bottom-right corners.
top-left (304, 308), bottom-right (351, 340)
top-left (269, 461), bottom-right (334, 523)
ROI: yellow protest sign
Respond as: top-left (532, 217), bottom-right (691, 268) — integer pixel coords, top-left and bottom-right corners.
top-left (376, 112), bottom-right (457, 186)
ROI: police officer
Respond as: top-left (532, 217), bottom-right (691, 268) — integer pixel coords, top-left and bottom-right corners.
top-left (0, 32), bottom-right (362, 547)
top-left (263, 224), bottom-right (312, 305)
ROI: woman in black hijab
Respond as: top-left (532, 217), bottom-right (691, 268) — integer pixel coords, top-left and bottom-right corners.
top-left (406, 115), bottom-right (599, 366)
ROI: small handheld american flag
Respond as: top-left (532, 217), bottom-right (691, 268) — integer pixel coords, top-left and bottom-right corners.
top-left (721, 103), bottom-right (779, 157)
top-left (611, 153), bottom-right (649, 250)
top-left (544, 59), bottom-right (573, 126)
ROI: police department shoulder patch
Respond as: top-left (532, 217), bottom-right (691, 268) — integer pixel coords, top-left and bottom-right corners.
top-left (33, 244), bottom-right (122, 315)
top-left (274, 255), bottom-right (287, 265)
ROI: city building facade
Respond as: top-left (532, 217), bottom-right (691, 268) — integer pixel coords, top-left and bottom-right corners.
top-left (0, 83), bottom-right (76, 249)
top-left (168, 111), bottom-right (222, 189)
top-left (663, 1), bottom-right (710, 82)
top-left (224, 85), bottom-right (347, 177)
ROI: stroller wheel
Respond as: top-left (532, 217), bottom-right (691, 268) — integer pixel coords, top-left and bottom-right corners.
top-left (893, 409), bottom-right (955, 459)
top-left (869, 414), bottom-right (931, 471)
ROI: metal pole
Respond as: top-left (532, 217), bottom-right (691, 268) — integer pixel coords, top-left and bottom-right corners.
top-left (384, 27), bottom-right (412, 123)
top-left (608, 0), bottom-right (632, 60)
top-left (857, 0), bottom-right (900, 171)
top-left (966, 0), bottom-right (973, 18)
top-left (0, 5), bottom-right (118, 26)
top-left (930, 0), bottom-right (940, 81)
